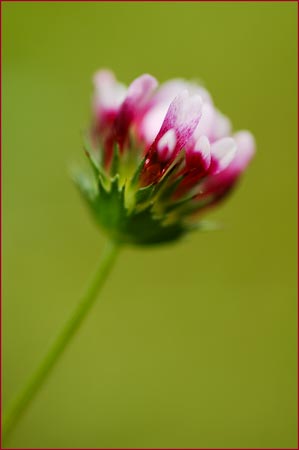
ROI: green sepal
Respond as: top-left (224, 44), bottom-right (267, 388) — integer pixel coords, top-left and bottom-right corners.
top-left (118, 206), bottom-right (187, 245)
top-left (158, 175), bottom-right (184, 202)
top-left (94, 175), bottom-right (127, 231)
top-left (135, 184), bottom-right (155, 206)
top-left (83, 139), bottom-right (110, 189)
top-left (72, 169), bottom-right (97, 203)
top-left (129, 155), bottom-right (147, 187)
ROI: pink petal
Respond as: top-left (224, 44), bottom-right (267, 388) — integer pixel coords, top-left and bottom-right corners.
top-left (140, 91), bottom-right (203, 185)
top-left (114, 74), bottom-right (158, 146)
top-left (200, 131), bottom-right (255, 196)
top-left (137, 80), bottom-right (189, 145)
top-left (138, 80), bottom-right (212, 146)
top-left (125, 74), bottom-right (158, 109)
top-left (186, 135), bottom-right (211, 171)
top-left (154, 89), bottom-right (203, 156)
top-left (172, 136), bottom-right (211, 198)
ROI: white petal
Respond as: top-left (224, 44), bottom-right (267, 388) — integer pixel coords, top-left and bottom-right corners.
top-left (139, 104), bottom-right (169, 144)
top-left (157, 128), bottom-right (177, 151)
top-left (93, 69), bottom-right (127, 110)
top-left (213, 110), bottom-right (232, 140)
top-left (232, 131), bottom-right (256, 170)
top-left (157, 129), bottom-right (177, 160)
top-left (193, 103), bottom-right (215, 139)
top-left (211, 137), bottom-right (237, 173)
top-left (172, 90), bottom-right (203, 125)
top-left (194, 135), bottom-right (211, 169)
top-left (195, 135), bottom-right (210, 156)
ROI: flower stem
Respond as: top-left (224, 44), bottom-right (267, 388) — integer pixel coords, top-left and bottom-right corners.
top-left (2, 239), bottom-right (120, 443)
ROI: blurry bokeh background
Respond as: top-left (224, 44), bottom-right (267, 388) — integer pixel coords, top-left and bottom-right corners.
top-left (3, 2), bottom-right (297, 448)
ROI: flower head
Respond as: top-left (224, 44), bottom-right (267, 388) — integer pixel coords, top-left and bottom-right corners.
top-left (75, 70), bottom-right (255, 245)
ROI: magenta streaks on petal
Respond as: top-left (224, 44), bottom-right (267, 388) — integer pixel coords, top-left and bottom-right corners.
top-left (154, 90), bottom-right (203, 153)
top-left (140, 91), bottom-right (203, 185)
top-left (114, 74), bottom-right (158, 149)
top-left (137, 79), bottom-right (211, 145)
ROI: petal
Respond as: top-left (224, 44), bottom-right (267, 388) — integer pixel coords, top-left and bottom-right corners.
top-left (200, 131), bottom-right (255, 196)
top-left (157, 129), bottom-right (177, 161)
top-left (125, 74), bottom-right (158, 109)
top-left (232, 130), bottom-right (256, 172)
top-left (114, 74), bottom-right (158, 146)
top-left (193, 103), bottom-right (216, 140)
top-left (212, 110), bottom-right (232, 141)
top-left (210, 137), bottom-right (237, 174)
top-left (186, 135), bottom-right (211, 171)
top-left (154, 79), bottom-right (212, 105)
top-left (150, 79), bottom-right (189, 104)
top-left (155, 90), bottom-right (203, 155)
top-left (137, 80), bottom-right (189, 145)
top-left (93, 69), bottom-right (127, 112)
top-left (138, 105), bottom-right (168, 145)
top-left (138, 80), bottom-right (212, 146)
top-left (140, 92), bottom-right (203, 185)
top-left (193, 105), bottom-right (231, 143)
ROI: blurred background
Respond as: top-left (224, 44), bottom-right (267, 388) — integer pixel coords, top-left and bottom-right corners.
top-left (2, 2), bottom-right (297, 448)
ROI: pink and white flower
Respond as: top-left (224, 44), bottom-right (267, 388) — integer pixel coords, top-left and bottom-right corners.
top-left (75, 70), bottom-right (256, 244)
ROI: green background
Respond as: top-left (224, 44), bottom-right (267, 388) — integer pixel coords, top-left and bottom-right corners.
top-left (3, 2), bottom-right (297, 448)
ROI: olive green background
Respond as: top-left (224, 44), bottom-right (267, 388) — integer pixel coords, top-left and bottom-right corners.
top-left (2, 2), bottom-right (297, 448)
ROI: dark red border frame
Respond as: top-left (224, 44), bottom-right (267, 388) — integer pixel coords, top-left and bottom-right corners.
top-left (0, 1), bottom-right (297, 449)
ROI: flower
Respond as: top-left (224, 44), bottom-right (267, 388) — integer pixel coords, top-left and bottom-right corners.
top-left (75, 70), bottom-right (255, 245)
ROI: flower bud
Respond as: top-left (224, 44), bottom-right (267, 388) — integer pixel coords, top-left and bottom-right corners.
top-left (74, 70), bottom-right (255, 245)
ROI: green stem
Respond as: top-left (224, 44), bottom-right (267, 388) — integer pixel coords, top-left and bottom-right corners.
top-left (2, 239), bottom-right (120, 443)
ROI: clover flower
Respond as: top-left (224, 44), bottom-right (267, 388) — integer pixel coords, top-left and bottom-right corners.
top-left (76, 70), bottom-right (255, 245)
